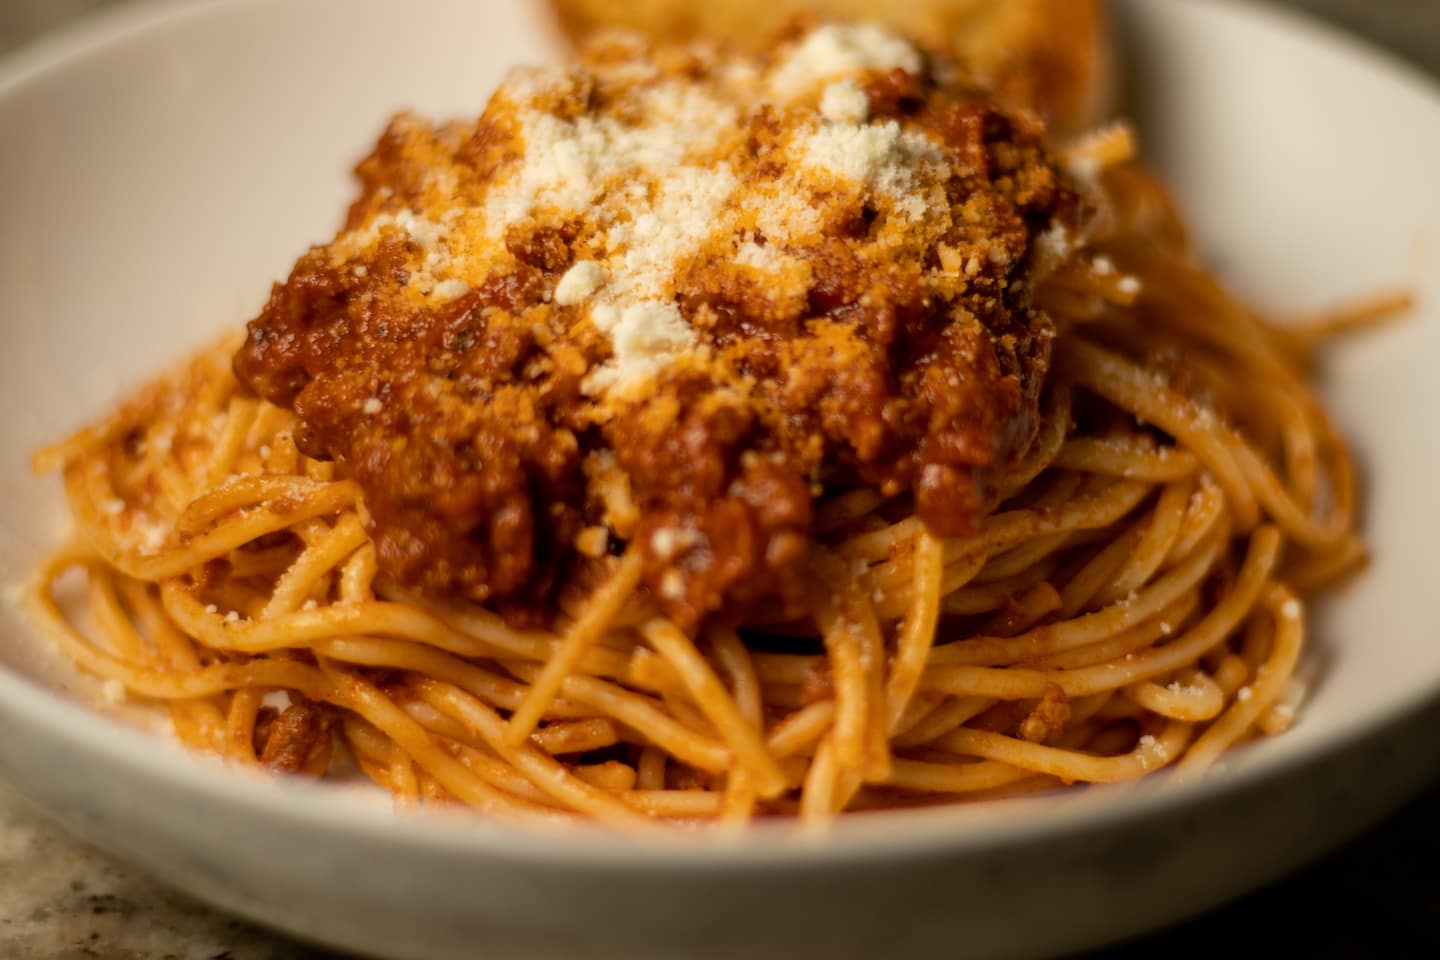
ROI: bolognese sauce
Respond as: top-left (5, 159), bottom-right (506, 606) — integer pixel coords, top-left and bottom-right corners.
top-left (233, 23), bottom-right (1077, 626)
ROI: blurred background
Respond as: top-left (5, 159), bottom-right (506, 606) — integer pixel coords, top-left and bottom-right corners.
top-left (0, 1), bottom-right (1436, 959)
top-left (2, 0), bottom-right (1440, 74)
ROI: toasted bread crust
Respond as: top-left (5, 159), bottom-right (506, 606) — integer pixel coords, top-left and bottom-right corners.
top-left (544, 0), bottom-right (1108, 133)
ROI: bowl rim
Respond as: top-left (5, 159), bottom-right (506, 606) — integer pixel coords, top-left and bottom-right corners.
top-left (1, 0), bottom-right (1438, 866)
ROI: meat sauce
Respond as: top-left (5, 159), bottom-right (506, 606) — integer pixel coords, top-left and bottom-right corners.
top-left (233, 24), bottom-right (1076, 627)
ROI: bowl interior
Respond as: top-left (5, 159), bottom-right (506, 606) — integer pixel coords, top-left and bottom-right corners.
top-left (1118, 0), bottom-right (1440, 764)
top-left (0, 0), bottom-right (1437, 856)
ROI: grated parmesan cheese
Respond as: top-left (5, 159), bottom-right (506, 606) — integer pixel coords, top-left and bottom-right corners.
top-left (132, 517), bottom-right (170, 555)
top-left (335, 208), bottom-right (458, 295)
top-left (584, 302), bottom-right (699, 396)
top-left (345, 210), bottom-right (450, 260)
top-left (734, 241), bottom-right (783, 271)
top-left (819, 79), bottom-right (869, 124)
top-left (1034, 223), bottom-right (1074, 275)
top-left (1136, 733), bottom-right (1159, 769)
top-left (659, 569), bottom-right (686, 600)
top-left (770, 23), bottom-right (922, 99)
top-left (554, 260), bottom-right (606, 305)
top-left (800, 120), bottom-right (901, 186)
top-left (483, 82), bottom-right (736, 232)
top-left (433, 278), bottom-right (470, 301)
top-left (482, 79), bottom-right (743, 395)
top-left (650, 527), bottom-right (681, 560)
top-left (795, 120), bottom-right (942, 219)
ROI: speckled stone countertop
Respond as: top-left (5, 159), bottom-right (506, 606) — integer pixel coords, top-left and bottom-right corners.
top-left (0, 782), bottom-right (332, 959)
top-left (1, 2), bottom-right (1438, 958)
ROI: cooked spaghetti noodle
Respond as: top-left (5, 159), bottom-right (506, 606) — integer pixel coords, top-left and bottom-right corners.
top-left (23, 23), bottom-right (1383, 826)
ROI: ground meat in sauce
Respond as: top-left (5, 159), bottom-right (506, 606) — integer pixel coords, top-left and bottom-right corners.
top-left (233, 24), bottom-right (1078, 627)
top-left (254, 699), bottom-right (336, 775)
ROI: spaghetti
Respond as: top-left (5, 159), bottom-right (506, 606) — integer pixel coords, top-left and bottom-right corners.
top-left (23, 24), bottom-right (1381, 826)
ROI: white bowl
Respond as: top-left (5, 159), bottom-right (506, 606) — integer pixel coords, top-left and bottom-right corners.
top-left (0, 1), bottom-right (1437, 957)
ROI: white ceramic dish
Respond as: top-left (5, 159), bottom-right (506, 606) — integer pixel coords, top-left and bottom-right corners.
top-left (0, 1), bottom-right (1437, 957)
